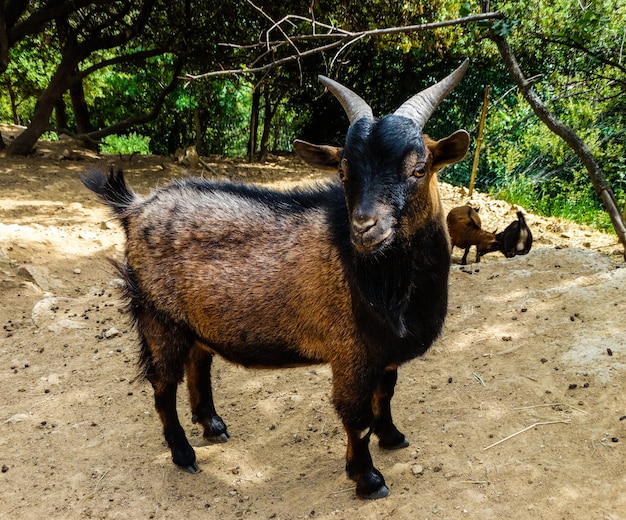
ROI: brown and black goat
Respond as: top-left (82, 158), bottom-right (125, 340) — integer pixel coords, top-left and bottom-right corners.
top-left (446, 205), bottom-right (500, 264)
top-left (496, 211), bottom-right (533, 257)
top-left (81, 61), bottom-right (471, 500)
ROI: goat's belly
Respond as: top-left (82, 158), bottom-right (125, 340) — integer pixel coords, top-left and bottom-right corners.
top-left (197, 337), bottom-right (324, 368)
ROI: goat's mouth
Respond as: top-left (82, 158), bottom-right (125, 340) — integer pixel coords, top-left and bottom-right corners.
top-left (352, 226), bottom-right (394, 254)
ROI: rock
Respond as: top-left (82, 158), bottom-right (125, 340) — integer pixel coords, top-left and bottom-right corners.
top-left (412, 464), bottom-right (424, 476)
top-left (5, 413), bottom-right (30, 424)
top-left (103, 327), bottom-right (121, 339)
top-left (17, 265), bottom-right (51, 291)
top-left (100, 221), bottom-right (117, 230)
top-left (32, 296), bottom-right (87, 332)
top-left (0, 249), bottom-right (13, 267)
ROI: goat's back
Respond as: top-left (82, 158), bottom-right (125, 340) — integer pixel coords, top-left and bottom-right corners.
top-left (97, 173), bottom-right (360, 361)
top-left (446, 205), bottom-right (482, 248)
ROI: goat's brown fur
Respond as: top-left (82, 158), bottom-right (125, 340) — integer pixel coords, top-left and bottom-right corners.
top-left (81, 64), bottom-right (471, 500)
top-left (447, 205), bottom-right (500, 264)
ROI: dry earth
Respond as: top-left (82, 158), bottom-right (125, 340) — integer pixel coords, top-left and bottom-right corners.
top-left (1, 129), bottom-right (624, 519)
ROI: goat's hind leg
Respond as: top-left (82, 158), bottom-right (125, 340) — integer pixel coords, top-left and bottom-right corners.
top-left (138, 312), bottom-right (199, 473)
top-left (372, 367), bottom-right (409, 450)
top-left (186, 343), bottom-right (229, 442)
top-left (461, 246), bottom-right (470, 264)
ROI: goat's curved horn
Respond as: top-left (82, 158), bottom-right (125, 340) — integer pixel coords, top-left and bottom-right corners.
top-left (393, 59), bottom-right (469, 128)
top-left (319, 75), bottom-right (373, 124)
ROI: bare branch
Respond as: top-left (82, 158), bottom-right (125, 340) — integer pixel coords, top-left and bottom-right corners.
top-left (182, 12), bottom-right (504, 81)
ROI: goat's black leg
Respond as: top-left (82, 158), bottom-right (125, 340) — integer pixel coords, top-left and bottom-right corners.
top-left (186, 343), bottom-right (229, 442)
top-left (344, 425), bottom-right (388, 499)
top-left (332, 365), bottom-right (389, 499)
top-left (461, 247), bottom-right (470, 264)
top-left (136, 310), bottom-right (198, 473)
top-left (372, 367), bottom-right (409, 449)
top-left (151, 376), bottom-right (198, 473)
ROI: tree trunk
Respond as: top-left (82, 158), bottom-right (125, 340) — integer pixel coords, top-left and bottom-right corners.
top-left (193, 108), bottom-right (203, 155)
top-left (247, 85), bottom-right (261, 162)
top-left (490, 32), bottom-right (626, 260)
top-left (55, 97), bottom-right (68, 131)
top-left (69, 73), bottom-right (92, 133)
top-left (8, 81), bottom-right (18, 124)
top-left (0, 3), bottom-right (8, 74)
top-left (1, 58), bottom-right (74, 155)
top-left (258, 88), bottom-right (272, 162)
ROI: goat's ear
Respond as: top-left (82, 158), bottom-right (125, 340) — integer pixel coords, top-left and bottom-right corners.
top-left (429, 130), bottom-right (470, 171)
top-left (293, 139), bottom-right (343, 171)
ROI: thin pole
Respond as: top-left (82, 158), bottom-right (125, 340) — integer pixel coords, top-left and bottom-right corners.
top-left (469, 84), bottom-right (490, 197)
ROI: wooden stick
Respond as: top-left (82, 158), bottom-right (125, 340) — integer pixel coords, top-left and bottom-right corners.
top-left (483, 420), bottom-right (571, 451)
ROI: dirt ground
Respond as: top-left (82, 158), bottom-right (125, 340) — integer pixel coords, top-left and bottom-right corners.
top-left (1, 129), bottom-right (624, 519)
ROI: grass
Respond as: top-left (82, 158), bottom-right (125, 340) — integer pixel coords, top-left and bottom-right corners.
top-left (492, 174), bottom-right (616, 233)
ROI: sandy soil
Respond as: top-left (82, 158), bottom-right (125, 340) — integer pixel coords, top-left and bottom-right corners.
top-left (1, 130), bottom-right (624, 519)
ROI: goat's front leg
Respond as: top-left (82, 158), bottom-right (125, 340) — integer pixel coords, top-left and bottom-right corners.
top-left (186, 343), bottom-right (229, 442)
top-left (372, 367), bottom-right (409, 449)
top-left (332, 366), bottom-right (389, 499)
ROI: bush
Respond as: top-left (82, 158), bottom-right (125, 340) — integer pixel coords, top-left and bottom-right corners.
top-left (100, 133), bottom-right (151, 155)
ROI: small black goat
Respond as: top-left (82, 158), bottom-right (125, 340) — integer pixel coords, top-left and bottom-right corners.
top-left (447, 205), bottom-right (500, 264)
top-left (496, 211), bottom-right (533, 257)
top-left (82, 61), bottom-right (470, 499)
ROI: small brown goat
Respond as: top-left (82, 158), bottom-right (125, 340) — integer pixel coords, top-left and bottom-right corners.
top-left (496, 211), bottom-right (533, 257)
top-left (446, 205), bottom-right (500, 264)
top-left (82, 61), bottom-right (471, 500)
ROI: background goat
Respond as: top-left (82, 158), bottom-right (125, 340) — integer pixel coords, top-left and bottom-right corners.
top-left (497, 211), bottom-right (533, 257)
top-left (447, 205), bottom-right (500, 264)
top-left (81, 61), bottom-right (470, 500)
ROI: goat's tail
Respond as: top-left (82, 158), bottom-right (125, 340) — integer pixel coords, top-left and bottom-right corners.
top-left (81, 166), bottom-right (138, 230)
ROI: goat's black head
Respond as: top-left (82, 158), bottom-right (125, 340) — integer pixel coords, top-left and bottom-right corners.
top-left (295, 61), bottom-right (471, 255)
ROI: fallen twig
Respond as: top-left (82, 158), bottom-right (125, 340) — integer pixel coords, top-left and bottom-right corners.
top-left (483, 419), bottom-right (571, 451)
top-left (472, 372), bottom-right (486, 387)
top-left (512, 403), bottom-right (588, 414)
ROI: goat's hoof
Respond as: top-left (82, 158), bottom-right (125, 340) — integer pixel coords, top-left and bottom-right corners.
top-left (354, 468), bottom-right (389, 500)
top-left (380, 437), bottom-right (410, 450)
top-left (170, 441), bottom-right (198, 473)
top-left (363, 484), bottom-right (390, 500)
top-left (181, 461), bottom-right (200, 474)
top-left (206, 432), bottom-right (229, 443)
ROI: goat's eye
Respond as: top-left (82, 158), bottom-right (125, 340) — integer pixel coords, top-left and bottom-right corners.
top-left (413, 163), bottom-right (427, 178)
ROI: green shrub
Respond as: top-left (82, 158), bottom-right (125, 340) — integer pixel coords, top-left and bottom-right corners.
top-left (100, 133), bottom-right (151, 155)
top-left (492, 174), bottom-right (614, 233)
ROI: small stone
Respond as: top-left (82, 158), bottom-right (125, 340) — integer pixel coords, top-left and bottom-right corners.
top-left (103, 327), bottom-right (121, 339)
top-left (411, 464), bottom-right (424, 476)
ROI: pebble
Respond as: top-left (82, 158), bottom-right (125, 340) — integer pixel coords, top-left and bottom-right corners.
top-left (103, 327), bottom-right (121, 339)
top-left (411, 464), bottom-right (424, 476)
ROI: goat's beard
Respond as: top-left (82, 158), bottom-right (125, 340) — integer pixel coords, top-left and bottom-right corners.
top-left (354, 245), bottom-right (413, 338)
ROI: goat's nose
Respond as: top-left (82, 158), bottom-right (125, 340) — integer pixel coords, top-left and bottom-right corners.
top-left (352, 213), bottom-right (377, 235)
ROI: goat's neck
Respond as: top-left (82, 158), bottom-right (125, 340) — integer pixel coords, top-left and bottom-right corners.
top-left (353, 219), bottom-right (449, 339)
